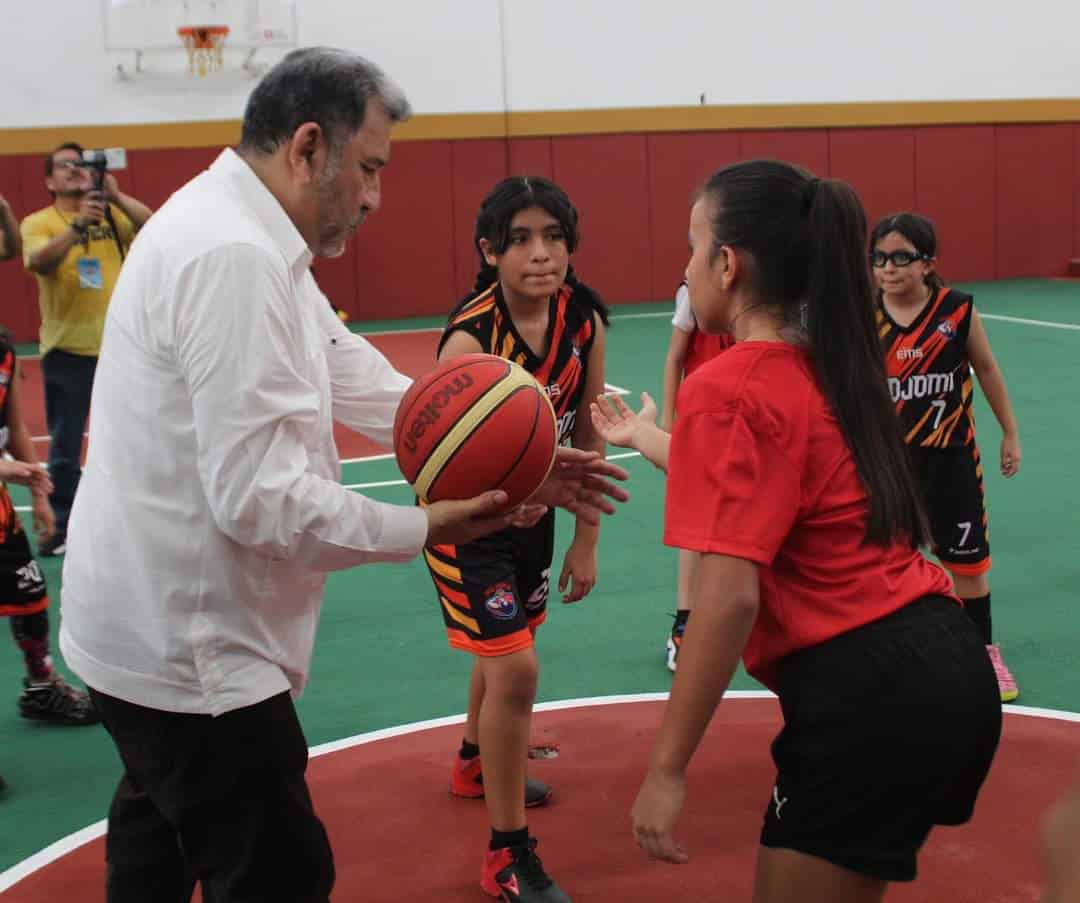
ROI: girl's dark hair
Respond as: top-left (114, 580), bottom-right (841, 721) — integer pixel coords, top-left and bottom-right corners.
top-left (870, 212), bottom-right (944, 291)
top-left (699, 159), bottom-right (928, 547)
top-left (472, 176), bottom-right (609, 324)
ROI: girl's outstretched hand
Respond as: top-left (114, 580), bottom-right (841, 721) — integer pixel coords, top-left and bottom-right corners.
top-left (590, 392), bottom-right (657, 450)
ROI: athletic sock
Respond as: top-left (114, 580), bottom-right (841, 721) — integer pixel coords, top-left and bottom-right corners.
top-left (11, 612), bottom-right (54, 682)
top-left (963, 593), bottom-right (992, 645)
top-left (490, 826), bottom-right (529, 851)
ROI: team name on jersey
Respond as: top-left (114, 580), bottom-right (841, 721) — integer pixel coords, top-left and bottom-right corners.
top-left (887, 372), bottom-right (954, 403)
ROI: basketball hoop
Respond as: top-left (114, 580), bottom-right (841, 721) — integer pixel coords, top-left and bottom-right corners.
top-left (177, 25), bottom-right (230, 77)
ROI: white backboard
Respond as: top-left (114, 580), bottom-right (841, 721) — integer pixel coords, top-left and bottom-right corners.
top-left (104, 0), bottom-right (297, 51)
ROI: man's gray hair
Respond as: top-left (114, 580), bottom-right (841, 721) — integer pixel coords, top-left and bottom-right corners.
top-left (239, 47), bottom-right (411, 156)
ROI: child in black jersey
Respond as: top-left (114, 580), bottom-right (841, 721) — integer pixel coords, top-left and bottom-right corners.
top-left (425, 176), bottom-right (608, 903)
top-left (0, 330), bottom-right (98, 737)
top-left (872, 212), bottom-right (1022, 700)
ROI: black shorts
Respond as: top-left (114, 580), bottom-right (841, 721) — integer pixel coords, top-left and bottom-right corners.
top-left (908, 445), bottom-right (991, 576)
top-left (761, 595), bottom-right (1002, 882)
top-left (424, 510), bottom-right (554, 657)
top-left (0, 489), bottom-right (48, 617)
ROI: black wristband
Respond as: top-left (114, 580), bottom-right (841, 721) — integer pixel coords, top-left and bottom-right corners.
top-left (71, 221), bottom-right (88, 239)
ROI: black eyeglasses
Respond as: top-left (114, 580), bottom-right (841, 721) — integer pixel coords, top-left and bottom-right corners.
top-left (870, 249), bottom-right (928, 268)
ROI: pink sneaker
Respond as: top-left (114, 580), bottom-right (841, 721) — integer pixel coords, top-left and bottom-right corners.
top-left (986, 644), bottom-right (1019, 702)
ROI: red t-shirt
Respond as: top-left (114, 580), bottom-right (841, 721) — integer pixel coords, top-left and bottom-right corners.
top-left (685, 331), bottom-right (734, 377)
top-left (664, 342), bottom-right (955, 692)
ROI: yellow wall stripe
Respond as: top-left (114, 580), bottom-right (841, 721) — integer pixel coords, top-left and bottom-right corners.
top-left (4, 98), bottom-right (1080, 156)
top-left (414, 364), bottom-right (536, 501)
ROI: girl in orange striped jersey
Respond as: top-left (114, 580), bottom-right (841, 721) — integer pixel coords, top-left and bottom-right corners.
top-left (424, 176), bottom-right (608, 903)
top-left (872, 212), bottom-right (1022, 701)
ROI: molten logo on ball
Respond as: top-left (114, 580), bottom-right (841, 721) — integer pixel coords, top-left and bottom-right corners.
top-left (392, 353), bottom-right (558, 508)
top-left (400, 374), bottom-right (474, 454)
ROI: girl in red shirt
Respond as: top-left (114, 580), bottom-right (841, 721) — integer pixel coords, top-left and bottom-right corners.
top-left (592, 160), bottom-right (1002, 900)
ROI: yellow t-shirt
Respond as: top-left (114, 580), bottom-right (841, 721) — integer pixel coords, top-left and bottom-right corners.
top-left (21, 205), bottom-right (136, 356)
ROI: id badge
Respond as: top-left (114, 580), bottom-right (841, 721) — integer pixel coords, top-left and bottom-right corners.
top-left (77, 257), bottom-right (103, 290)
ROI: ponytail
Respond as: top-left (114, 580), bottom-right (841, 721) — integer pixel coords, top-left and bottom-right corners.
top-left (804, 180), bottom-right (929, 546)
top-left (473, 261), bottom-right (498, 293)
top-left (699, 160), bottom-right (928, 547)
top-left (565, 264), bottom-right (610, 326)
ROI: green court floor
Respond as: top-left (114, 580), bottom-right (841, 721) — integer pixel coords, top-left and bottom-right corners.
top-left (1, 278), bottom-right (1077, 877)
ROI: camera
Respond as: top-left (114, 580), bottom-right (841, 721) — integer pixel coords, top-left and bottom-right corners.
top-left (81, 149), bottom-right (109, 191)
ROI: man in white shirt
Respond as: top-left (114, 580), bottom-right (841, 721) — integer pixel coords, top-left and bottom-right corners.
top-left (60, 48), bottom-right (627, 903)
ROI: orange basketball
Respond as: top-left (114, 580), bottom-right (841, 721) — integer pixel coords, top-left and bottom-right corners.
top-left (393, 353), bottom-right (558, 508)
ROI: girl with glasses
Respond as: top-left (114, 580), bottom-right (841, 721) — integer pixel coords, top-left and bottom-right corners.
top-left (871, 212), bottom-right (1021, 702)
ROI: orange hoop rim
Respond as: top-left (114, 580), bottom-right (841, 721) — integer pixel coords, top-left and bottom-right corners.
top-left (177, 24), bottom-right (230, 49)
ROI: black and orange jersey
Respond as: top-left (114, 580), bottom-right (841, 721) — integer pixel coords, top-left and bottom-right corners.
top-left (0, 335), bottom-right (20, 547)
top-left (439, 280), bottom-right (598, 445)
top-left (0, 335), bottom-right (14, 454)
top-left (877, 287), bottom-right (975, 449)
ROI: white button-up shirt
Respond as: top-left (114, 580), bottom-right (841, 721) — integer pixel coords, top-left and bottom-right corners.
top-left (60, 149), bottom-right (428, 716)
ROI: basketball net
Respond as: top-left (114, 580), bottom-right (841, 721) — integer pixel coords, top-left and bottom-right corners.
top-left (177, 25), bottom-right (230, 77)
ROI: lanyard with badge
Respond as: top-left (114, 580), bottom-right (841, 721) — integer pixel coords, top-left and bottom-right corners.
top-left (58, 207), bottom-right (116, 290)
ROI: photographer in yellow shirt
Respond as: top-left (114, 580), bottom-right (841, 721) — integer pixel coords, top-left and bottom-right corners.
top-left (21, 142), bottom-right (152, 554)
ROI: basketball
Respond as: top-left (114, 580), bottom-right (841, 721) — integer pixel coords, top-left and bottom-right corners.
top-left (393, 353), bottom-right (559, 508)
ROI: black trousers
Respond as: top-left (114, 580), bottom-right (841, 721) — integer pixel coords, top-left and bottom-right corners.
top-left (89, 689), bottom-right (335, 903)
top-left (41, 349), bottom-right (96, 533)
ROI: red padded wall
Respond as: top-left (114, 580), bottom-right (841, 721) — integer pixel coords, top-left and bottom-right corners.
top-left (739, 129), bottom-right (830, 176)
top-left (352, 140), bottom-right (456, 319)
top-left (0, 155), bottom-right (38, 342)
top-left (508, 138), bottom-right (553, 178)
top-left (125, 147), bottom-right (217, 211)
top-left (551, 134), bottom-right (651, 304)
top-left (995, 124), bottom-right (1073, 278)
top-left (311, 244), bottom-right (359, 316)
top-left (449, 139), bottom-right (509, 298)
top-left (828, 128), bottom-right (916, 228)
top-left (2, 118), bottom-right (1078, 342)
top-left (646, 131), bottom-right (741, 301)
top-left (1075, 125), bottom-right (1080, 261)
top-left (914, 126), bottom-right (996, 283)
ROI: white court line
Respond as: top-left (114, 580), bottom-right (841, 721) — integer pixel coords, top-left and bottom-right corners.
top-left (11, 452), bottom-right (645, 500)
top-left (10, 449), bottom-right (644, 504)
top-left (982, 313), bottom-right (1080, 331)
top-left (13, 305), bottom-right (1079, 373)
top-left (1, 691), bottom-right (1078, 894)
top-left (603, 310), bottom-right (1080, 331)
top-left (16, 306), bottom-right (1071, 492)
top-left (20, 308), bottom-right (1073, 450)
top-left (31, 432), bottom-right (87, 444)
top-left (342, 450), bottom-right (642, 492)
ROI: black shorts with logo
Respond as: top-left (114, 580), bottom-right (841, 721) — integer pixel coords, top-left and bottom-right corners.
top-left (0, 488), bottom-right (48, 617)
top-left (424, 510), bottom-right (554, 657)
top-left (908, 444), bottom-right (991, 575)
top-left (760, 595), bottom-right (1002, 881)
